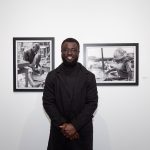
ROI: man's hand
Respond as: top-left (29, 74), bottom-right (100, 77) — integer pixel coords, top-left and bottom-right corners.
top-left (59, 123), bottom-right (79, 140)
top-left (69, 132), bottom-right (79, 140)
top-left (59, 123), bottom-right (67, 136)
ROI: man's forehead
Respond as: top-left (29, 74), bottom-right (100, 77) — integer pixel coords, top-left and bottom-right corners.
top-left (63, 42), bottom-right (78, 48)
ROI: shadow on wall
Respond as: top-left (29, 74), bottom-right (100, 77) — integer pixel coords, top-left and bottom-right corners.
top-left (93, 115), bottom-right (111, 150)
top-left (18, 99), bottom-right (50, 150)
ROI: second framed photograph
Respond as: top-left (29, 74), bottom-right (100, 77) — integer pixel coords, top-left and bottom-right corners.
top-left (13, 37), bottom-right (55, 91)
top-left (83, 43), bottom-right (139, 86)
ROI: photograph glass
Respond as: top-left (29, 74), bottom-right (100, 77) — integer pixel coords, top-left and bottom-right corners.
top-left (13, 37), bottom-right (54, 91)
top-left (83, 43), bottom-right (138, 85)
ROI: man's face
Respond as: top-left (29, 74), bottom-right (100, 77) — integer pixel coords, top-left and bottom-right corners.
top-left (112, 59), bottom-right (124, 69)
top-left (61, 42), bottom-right (79, 65)
top-left (32, 45), bottom-right (39, 53)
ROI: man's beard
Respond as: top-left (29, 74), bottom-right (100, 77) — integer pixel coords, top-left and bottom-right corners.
top-left (62, 56), bottom-right (78, 67)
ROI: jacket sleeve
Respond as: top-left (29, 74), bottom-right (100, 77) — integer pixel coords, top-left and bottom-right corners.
top-left (42, 72), bottom-right (66, 127)
top-left (71, 73), bottom-right (98, 131)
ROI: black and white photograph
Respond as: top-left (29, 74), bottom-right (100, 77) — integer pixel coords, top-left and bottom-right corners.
top-left (13, 37), bottom-right (55, 91)
top-left (83, 43), bottom-right (139, 85)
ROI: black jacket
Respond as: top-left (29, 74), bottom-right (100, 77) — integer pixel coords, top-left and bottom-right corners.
top-left (43, 62), bottom-right (98, 131)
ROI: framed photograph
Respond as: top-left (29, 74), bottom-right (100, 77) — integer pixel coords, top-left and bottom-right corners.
top-left (13, 37), bottom-right (55, 91)
top-left (83, 43), bottom-right (139, 86)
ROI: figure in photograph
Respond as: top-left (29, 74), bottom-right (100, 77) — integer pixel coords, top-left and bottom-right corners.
top-left (43, 38), bottom-right (98, 150)
top-left (23, 43), bottom-right (41, 72)
top-left (105, 48), bottom-right (134, 81)
top-left (23, 43), bottom-right (43, 87)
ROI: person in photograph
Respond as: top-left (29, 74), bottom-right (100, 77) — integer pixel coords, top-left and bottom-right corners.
top-left (43, 38), bottom-right (98, 150)
top-left (23, 43), bottom-right (43, 87)
top-left (23, 43), bottom-right (41, 72)
top-left (106, 48), bottom-right (134, 81)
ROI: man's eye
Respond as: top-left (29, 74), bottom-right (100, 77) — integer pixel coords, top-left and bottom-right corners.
top-left (62, 49), bottom-right (68, 52)
top-left (62, 49), bottom-right (78, 53)
top-left (72, 49), bottom-right (75, 52)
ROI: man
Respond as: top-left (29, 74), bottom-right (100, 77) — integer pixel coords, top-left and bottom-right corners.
top-left (105, 48), bottom-right (134, 81)
top-left (113, 48), bottom-right (134, 80)
top-left (23, 43), bottom-right (41, 70)
top-left (23, 43), bottom-right (42, 87)
top-left (43, 38), bottom-right (98, 150)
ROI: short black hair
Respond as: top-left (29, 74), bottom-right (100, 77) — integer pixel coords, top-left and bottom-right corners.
top-left (61, 38), bottom-right (80, 50)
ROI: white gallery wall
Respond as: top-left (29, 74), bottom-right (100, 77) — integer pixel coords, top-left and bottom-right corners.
top-left (0, 0), bottom-right (150, 150)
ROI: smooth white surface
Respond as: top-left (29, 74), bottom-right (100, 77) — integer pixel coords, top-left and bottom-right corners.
top-left (0, 0), bottom-right (150, 150)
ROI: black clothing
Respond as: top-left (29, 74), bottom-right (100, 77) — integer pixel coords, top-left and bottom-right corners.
top-left (43, 62), bottom-right (98, 150)
top-left (48, 120), bottom-right (93, 150)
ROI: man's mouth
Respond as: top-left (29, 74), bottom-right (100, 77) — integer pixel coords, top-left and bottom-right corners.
top-left (67, 56), bottom-right (73, 60)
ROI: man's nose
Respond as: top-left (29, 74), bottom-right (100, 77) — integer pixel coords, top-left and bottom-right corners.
top-left (67, 50), bottom-right (72, 54)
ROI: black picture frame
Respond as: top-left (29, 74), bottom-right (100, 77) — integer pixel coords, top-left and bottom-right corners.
top-left (13, 37), bottom-right (55, 91)
top-left (83, 43), bottom-right (139, 86)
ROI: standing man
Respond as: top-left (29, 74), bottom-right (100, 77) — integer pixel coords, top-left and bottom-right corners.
top-left (43, 38), bottom-right (98, 150)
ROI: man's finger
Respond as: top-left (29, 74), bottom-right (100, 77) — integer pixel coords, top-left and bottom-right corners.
top-left (59, 125), bottom-right (64, 128)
